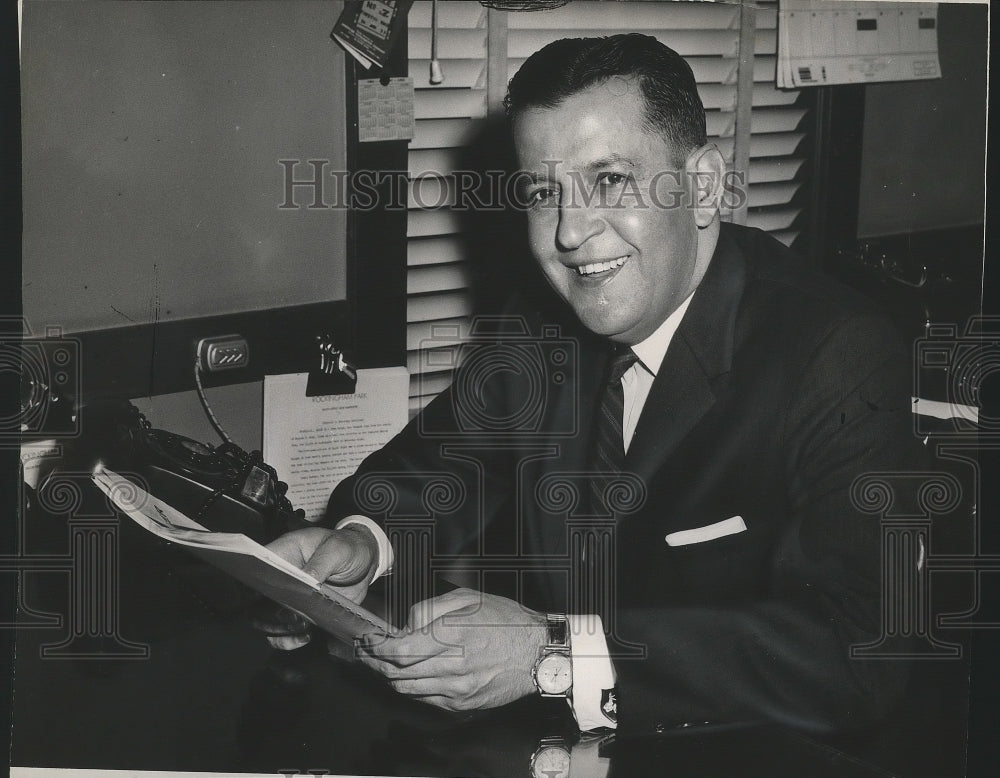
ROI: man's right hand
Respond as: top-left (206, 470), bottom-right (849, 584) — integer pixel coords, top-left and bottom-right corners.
top-left (256, 524), bottom-right (379, 650)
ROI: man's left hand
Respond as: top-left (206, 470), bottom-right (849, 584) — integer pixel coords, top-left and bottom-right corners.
top-left (357, 588), bottom-right (547, 711)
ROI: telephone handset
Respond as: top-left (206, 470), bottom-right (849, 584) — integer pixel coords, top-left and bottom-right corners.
top-left (56, 399), bottom-right (306, 544)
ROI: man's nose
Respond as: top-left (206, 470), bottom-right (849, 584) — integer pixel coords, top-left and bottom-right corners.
top-left (555, 199), bottom-right (605, 251)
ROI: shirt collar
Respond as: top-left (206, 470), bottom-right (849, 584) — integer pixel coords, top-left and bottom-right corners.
top-left (630, 293), bottom-right (695, 377)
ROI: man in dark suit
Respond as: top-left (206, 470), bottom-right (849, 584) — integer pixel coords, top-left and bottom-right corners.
top-left (267, 34), bottom-right (921, 736)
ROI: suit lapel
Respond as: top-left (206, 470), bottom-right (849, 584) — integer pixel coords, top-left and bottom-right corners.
top-left (625, 226), bottom-right (747, 486)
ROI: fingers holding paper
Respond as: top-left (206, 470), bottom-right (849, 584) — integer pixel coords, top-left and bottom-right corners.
top-left (357, 589), bottom-right (547, 712)
top-left (259, 525), bottom-right (379, 649)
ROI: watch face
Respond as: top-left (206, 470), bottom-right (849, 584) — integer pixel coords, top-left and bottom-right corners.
top-left (531, 745), bottom-right (570, 778)
top-left (536, 652), bottom-right (572, 695)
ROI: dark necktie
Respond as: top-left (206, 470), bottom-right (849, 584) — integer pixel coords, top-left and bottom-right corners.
top-left (587, 347), bottom-right (639, 516)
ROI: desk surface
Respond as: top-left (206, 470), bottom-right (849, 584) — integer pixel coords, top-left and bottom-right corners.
top-left (9, 494), bottom-right (970, 778)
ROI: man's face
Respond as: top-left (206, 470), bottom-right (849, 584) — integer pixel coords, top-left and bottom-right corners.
top-left (513, 81), bottom-right (713, 345)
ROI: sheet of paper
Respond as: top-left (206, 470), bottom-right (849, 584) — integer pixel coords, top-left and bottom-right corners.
top-left (777, 1), bottom-right (940, 88)
top-left (92, 468), bottom-right (400, 640)
top-left (262, 367), bottom-right (409, 522)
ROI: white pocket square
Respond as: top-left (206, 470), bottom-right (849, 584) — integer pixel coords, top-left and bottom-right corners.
top-left (665, 516), bottom-right (747, 547)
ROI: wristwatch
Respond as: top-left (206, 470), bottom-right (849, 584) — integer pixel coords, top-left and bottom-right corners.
top-left (531, 613), bottom-right (572, 697)
top-left (529, 736), bottom-right (571, 778)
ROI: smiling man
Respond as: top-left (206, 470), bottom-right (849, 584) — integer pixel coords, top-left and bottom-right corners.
top-left (266, 34), bottom-right (921, 736)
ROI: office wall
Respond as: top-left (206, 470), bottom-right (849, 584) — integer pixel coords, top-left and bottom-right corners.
top-left (857, 2), bottom-right (987, 238)
top-left (21, 0), bottom-right (349, 447)
top-left (21, 0), bottom-right (348, 333)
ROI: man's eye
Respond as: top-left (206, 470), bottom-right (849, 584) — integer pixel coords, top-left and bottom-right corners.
top-left (596, 172), bottom-right (629, 188)
top-left (526, 187), bottom-right (557, 206)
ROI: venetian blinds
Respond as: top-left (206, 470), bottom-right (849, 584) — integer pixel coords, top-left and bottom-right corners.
top-left (407, 1), bottom-right (486, 413)
top-left (746, 0), bottom-right (807, 244)
top-left (406, 0), bottom-right (809, 412)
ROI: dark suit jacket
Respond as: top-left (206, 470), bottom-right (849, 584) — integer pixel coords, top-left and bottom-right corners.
top-left (328, 223), bottom-right (923, 736)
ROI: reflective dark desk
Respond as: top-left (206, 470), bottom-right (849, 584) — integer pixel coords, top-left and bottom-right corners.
top-left (9, 495), bottom-right (969, 778)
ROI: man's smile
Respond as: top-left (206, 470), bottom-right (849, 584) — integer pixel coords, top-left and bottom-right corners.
top-left (573, 254), bottom-right (629, 277)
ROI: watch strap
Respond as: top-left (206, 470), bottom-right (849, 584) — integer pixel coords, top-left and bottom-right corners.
top-left (544, 613), bottom-right (569, 649)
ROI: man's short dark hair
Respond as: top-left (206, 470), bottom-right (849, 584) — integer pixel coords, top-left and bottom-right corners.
top-left (504, 33), bottom-right (707, 164)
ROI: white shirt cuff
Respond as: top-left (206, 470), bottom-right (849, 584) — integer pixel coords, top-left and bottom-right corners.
top-left (334, 515), bottom-right (394, 584)
top-left (567, 614), bottom-right (617, 731)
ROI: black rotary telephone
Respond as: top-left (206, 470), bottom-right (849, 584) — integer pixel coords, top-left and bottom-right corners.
top-left (53, 399), bottom-right (305, 544)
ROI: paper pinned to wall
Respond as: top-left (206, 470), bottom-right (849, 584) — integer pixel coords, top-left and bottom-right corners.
top-left (359, 77), bottom-right (415, 142)
top-left (263, 367), bottom-right (409, 522)
top-left (777, 1), bottom-right (941, 88)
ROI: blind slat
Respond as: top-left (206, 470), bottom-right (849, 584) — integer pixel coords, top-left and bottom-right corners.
top-left (748, 157), bottom-right (804, 184)
top-left (409, 148), bottom-right (462, 178)
top-left (412, 117), bottom-right (476, 150)
top-left (408, 175), bottom-right (452, 210)
top-left (414, 89), bottom-right (487, 120)
top-left (408, 236), bottom-right (466, 267)
top-left (747, 207), bottom-right (799, 233)
top-left (771, 230), bottom-right (800, 248)
top-left (407, 317), bottom-right (472, 352)
top-left (411, 371), bottom-right (454, 401)
top-left (751, 108), bottom-right (808, 134)
top-left (751, 84), bottom-right (800, 107)
top-left (754, 28), bottom-right (777, 56)
top-left (753, 55), bottom-right (777, 82)
top-left (407, 347), bottom-right (463, 377)
top-left (407, 208), bottom-right (463, 238)
top-left (756, 7), bottom-right (778, 31)
top-left (747, 181), bottom-right (802, 209)
top-left (409, 1), bottom-right (486, 30)
top-left (408, 290), bottom-right (473, 323)
top-left (706, 111), bottom-right (735, 137)
top-left (749, 132), bottom-right (805, 158)
top-left (409, 29), bottom-right (487, 60)
top-left (409, 394), bottom-right (434, 415)
top-left (699, 83), bottom-right (737, 111)
top-left (407, 263), bottom-right (474, 295)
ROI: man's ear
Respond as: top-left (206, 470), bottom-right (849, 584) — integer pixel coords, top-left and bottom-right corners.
top-left (684, 144), bottom-right (727, 228)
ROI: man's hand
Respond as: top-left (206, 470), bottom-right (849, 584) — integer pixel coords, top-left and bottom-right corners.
top-left (357, 588), bottom-right (547, 712)
top-left (257, 523), bottom-right (379, 650)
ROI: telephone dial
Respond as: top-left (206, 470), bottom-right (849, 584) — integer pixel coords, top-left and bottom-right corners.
top-left (51, 399), bottom-right (306, 544)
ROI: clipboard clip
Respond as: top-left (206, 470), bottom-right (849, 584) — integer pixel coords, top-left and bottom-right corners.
top-left (306, 334), bottom-right (358, 397)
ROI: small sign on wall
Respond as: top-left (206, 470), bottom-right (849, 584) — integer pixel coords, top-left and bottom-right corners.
top-left (778, 0), bottom-right (941, 88)
top-left (358, 76), bottom-right (415, 142)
